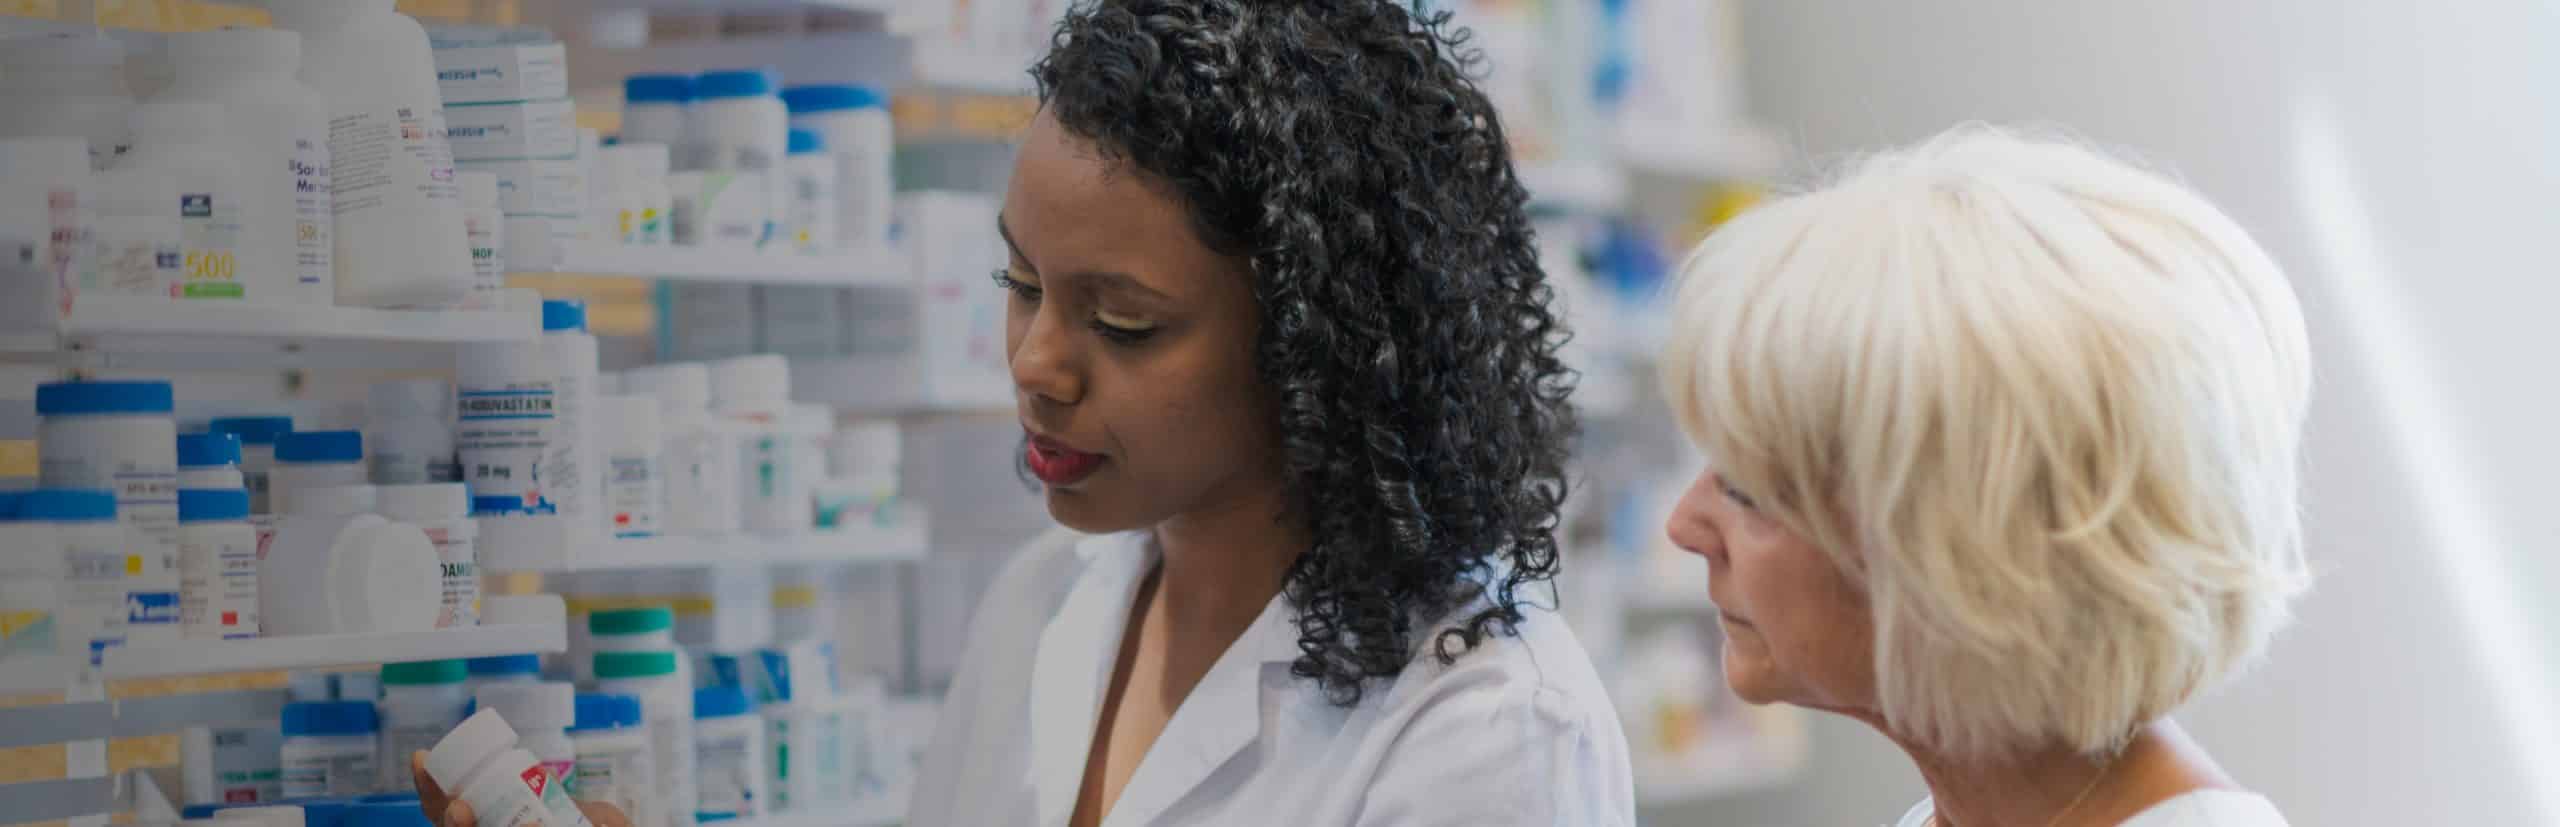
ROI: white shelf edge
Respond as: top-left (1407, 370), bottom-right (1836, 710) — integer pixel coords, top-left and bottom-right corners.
top-left (99, 623), bottom-right (567, 680)
top-left (482, 518), bottom-right (929, 573)
top-left (44, 291), bottom-right (541, 347)
top-left (533, 241), bottom-right (909, 287)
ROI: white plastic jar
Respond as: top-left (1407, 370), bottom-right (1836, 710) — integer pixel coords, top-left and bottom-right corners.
top-left (205, 416), bottom-right (291, 515)
top-left (458, 299), bottom-right (599, 541)
top-left (569, 693), bottom-right (660, 827)
top-left (595, 651), bottom-right (696, 827)
top-left (262, 0), bottom-right (472, 309)
top-left (378, 658), bottom-right (471, 789)
top-left (690, 686), bottom-right (766, 823)
top-left (0, 34), bottom-right (133, 169)
top-left (458, 171), bottom-right (505, 310)
top-left (260, 483), bottom-right (440, 636)
top-left (115, 101), bottom-right (251, 300)
top-left (620, 75), bottom-right (694, 171)
top-left (278, 700), bottom-right (378, 798)
top-left (424, 707), bottom-right (593, 827)
top-left (157, 26), bottom-right (333, 305)
top-left (689, 69), bottom-right (785, 248)
top-left (88, 169), bottom-right (183, 297)
top-left (597, 143), bottom-right (671, 245)
top-left (272, 430), bottom-right (366, 515)
top-left (779, 85), bottom-right (892, 249)
top-left (619, 363), bottom-right (740, 537)
top-left (177, 488), bottom-right (258, 640)
top-left (178, 432), bottom-right (247, 490)
top-left (37, 380), bottom-right (182, 648)
top-left (708, 356), bottom-right (807, 536)
top-left (779, 129), bottom-right (836, 254)
top-left (368, 379), bottom-right (457, 485)
top-left (472, 681), bottom-right (578, 790)
top-left (599, 394), bottom-right (664, 540)
top-left (23, 488), bottom-right (122, 665)
top-left (377, 483), bottom-right (477, 628)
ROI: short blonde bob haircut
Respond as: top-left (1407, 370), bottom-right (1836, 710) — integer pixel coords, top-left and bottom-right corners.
top-left (1660, 125), bottom-right (2314, 760)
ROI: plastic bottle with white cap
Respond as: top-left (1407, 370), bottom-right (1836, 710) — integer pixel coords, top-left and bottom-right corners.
top-left (472, 681), bottom-right (578, 793)
top-left (597, 142), bottom-right (670, 245)
top-left (177, 488), bottom-right (258, 640)
top-left (458, 171), bottom-right (504, 310)
top-left (156, 26), bottom-right (333, 305)
top-left (112, 101), bottom-right (252, 300)
top-left (260, 483), bottom-right (440, 636)
top-left (0, 34), bottom-right (132, 169)
top-left (376, 483), bottom-right (476, 628)
top-left (620, 364), bottom-right (739, 537)
top-left (178, 432), bottom-right (247, 490)
top-left (424, 707), bottom-right (594, 827)
top-left (459, 299), bottom-right (599, 551)
top-left (708, 355), bottom-right (806, 535)
top-left (599, 395), bottom-right (664, 539)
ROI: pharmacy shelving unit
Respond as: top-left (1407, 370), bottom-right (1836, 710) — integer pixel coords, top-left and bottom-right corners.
top-left (480, 512), bottom-right (931, 573)
top-left (0, 289), bottom-right (545, 373)
top-left (525, 240), bottom-right (910, 287)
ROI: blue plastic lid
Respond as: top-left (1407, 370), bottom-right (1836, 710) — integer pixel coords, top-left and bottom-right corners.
top-left (0, 492), bottom-right (18, 521)
top-left (466, 653), bottom-right (542, 677)
top-left (625, 73), bottom-right (694, 104)
top-left (570, 693), bottom-right (642, 732)
top-left (280, 700), bottom-right (378, 736)
top-left (693, 68), bottom-right (776, 100)
top-left (181, 804), bottom-right (224, 819)
top-left (542, 299), bottom-right (587, 333)
top-left (275, 430), bottom-right (363, 464)
top-left (780, 84), bottom-right (883, 113)
top-left (296, 798), bottom-right (359, 827)
top-left (344, 801), bottom-right (430, 827)
top-left (178, 432), bottom-right (242, 468)
top-left (177, 488), bottom-right (250, 522)
top-left (36, 380), bottom-right (172, 415)
top-left (19, 489), bottom-right (115, 522)
top-left (358, 792), bottom-right (422, 804)
top-left (694, 685), bottom-right (754, 718)
top-left (786, 128), bottom-right (824, 155)
top-left (206, 415), bottom-right (294, 446)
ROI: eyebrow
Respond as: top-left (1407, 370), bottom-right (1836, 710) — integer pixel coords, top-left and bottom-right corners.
top-left (996, 213), bottom-right (1177, 304)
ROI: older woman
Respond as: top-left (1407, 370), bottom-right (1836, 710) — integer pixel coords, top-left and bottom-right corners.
top-left (1658, 127), bottom-right (2311, 826)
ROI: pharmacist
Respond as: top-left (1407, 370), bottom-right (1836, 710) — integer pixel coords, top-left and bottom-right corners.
top-left (902, 3), bottom-right (1633, 826)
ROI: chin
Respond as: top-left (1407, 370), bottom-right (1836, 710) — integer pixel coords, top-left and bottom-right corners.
top-left (1043, 486), bottom-right (1147, 535)
top-left (1721, 650), bottom-right (1789, 706)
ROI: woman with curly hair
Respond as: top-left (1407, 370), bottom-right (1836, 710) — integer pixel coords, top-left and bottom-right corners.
top-left (907, 1), bottom-right (1631, 825)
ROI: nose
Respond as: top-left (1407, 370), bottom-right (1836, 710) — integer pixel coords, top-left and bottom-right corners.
top-left (1008, 301), bottom-right (1085, 408)
top-left (1664, 469), bottom-right (1730, 568)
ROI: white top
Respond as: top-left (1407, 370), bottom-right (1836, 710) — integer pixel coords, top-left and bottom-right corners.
top-left (909, 528), bottom-right (1636, 827)
top-left (1894, 790), bottom-right (2290, 827)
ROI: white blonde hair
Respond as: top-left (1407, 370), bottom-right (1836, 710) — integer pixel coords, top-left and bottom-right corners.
top-left (1659, 125), bottom-right (2314, 759)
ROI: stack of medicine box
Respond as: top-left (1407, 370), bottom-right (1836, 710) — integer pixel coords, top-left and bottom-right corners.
top-left (432, 35), bottom-right (582, 272)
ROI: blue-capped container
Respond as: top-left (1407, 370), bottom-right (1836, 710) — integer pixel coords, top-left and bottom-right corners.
top-left (779, 84), bottom-right (891, 249)
top-left (344, 801), bottom-right (432, 827)
top-left (24, 488), bottom-right (125, 663)
top-left (176, 489), bottom-right (254, 639)
top-left (35, 381), bottom-right (179, 648)
top-left (272, 430), bottom-right (364, 514)
top-left (206, 415), bottom-right (292, 512)
top-left (690, 685), bottom-right (765, 822)
top-left (177, 431), bottom-right (245, 490)
top-left (279, 702), bottom-right (380, 798)
top-left (692, 68), bottom-right (786, 181)
top-left (465, 653), bottom-right (544, 692)
top-left (622, 73), bottom-right (696, 168)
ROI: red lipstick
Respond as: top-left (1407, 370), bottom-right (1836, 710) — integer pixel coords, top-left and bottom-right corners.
top-left (1025, 433), bottom-right (1104, 485)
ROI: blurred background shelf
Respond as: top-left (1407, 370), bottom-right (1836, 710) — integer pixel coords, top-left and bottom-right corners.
top-left (481, 516), bottom-right (930, 573)
top-left (530, 241), bottom-right (909, 286)
top-left (98, 623), bottom-right (567, 680)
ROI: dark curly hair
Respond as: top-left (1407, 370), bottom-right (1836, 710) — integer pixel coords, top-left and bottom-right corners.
top-left (1032, 0), bottom-right (1579, 705)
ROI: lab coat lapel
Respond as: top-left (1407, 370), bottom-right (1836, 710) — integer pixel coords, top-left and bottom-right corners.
top-left (1101, 592), bottom-right (1300, 827)
top-left (1028, 531), bottom-right (1157, 827)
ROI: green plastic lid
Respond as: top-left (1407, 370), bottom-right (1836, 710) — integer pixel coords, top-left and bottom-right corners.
top-left (593, 651), bottom-right (678, 680)
top-left (381, 659), bottom-right (468, 686)
top-left (588, 607), bottom-right (673, 636)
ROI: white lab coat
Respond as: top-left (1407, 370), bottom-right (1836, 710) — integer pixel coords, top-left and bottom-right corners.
top-left (908, 528), bottom-right (1636, 826)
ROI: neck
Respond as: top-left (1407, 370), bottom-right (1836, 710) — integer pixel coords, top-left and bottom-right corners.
top-left (1149, 480), bottom-right (1310, 638)
top-left (1893, 720), bottom-right (2229, 827)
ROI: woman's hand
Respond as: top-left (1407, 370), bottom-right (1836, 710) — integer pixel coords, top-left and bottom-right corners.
top-left (412, 750), bottom-right (633, 827)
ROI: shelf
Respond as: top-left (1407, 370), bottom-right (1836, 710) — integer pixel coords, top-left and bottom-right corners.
top-left (44, 292), bottom-right (540, 347)
top-left (481, 516), bottom-right (929, 573)
top-left (1520, 158), bottom-right (1631, 214)
top-left (528, 241), bottom-right (909, 287)
top-left (98, 623), bottom-right (566, 680)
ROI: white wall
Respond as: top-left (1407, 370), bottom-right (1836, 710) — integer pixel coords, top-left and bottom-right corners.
top-left (1653, 1), bottom-right (2560, 824)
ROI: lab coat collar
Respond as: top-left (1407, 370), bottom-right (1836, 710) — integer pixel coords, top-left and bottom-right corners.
top-left (1029, 530), bottom-right (1304, 827)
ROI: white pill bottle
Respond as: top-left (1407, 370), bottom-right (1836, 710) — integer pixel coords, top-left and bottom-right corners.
top-left (595, 651), bottom-right (696, 827)
top-left (459, 299), bottom-right (599, 549)
top-left (157, 26), bottom-right (333, 304)
top-left (779, 85), bottom-right (891, 250)
top-left (176, 487), bottom-right (258, 640)
top-left (260, 0), bottom-right (471, 308)
top-left (36, 380), bottom-right (181, 648)
top-left (379, 659), bottom-right (471, 788)
top-left (569, 692), bottom-right (660, 827)
top-left (473, 681), bottom-right (578, 789)
top-left (619, 364), bottom-right (739, 537)
top-left (690, 686), bottom-right (766, 823)
top-left (425, 707), bottom-right (594, 827)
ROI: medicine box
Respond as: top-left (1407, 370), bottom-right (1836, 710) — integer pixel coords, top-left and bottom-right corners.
top-left (433, 42), bottom-right (569, 104)
top-left (459, 157), bottom-right (585, 218)
top-left (444, 99), bottom-right (579, 161)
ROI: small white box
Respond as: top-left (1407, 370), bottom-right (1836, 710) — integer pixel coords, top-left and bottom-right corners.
top-left (459, 157), bottom-right (585, 218)
top-left (444, 98), bottom-right (578, 161)
top-left (433, 42), bottom-right (568, 104)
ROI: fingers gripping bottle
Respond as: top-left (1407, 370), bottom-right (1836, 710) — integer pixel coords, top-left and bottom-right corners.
top-left (426, 707), bottom-right (593, 827)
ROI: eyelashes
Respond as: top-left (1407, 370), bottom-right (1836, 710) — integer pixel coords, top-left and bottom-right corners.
top-left (992, 269), bottom-right (1161, 345)
top-left (1716, 475), bottom-right (1759, 510)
